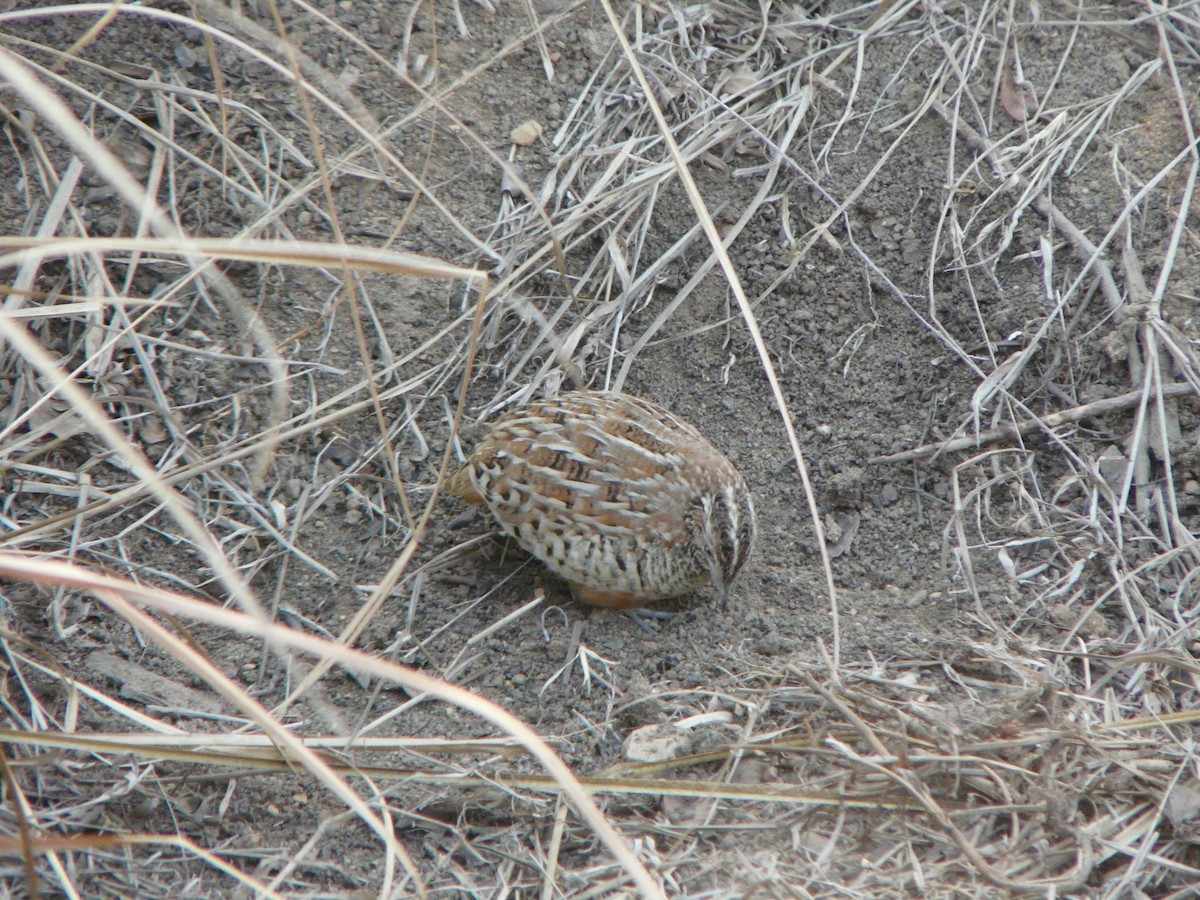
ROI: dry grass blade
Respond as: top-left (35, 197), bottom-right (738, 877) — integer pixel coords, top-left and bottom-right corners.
top-left (0, 723), bottom-right (919, 809)
top-left (0, 832), bottom-right (286, 898)
top-left (0, 236), bottom-right (489, 283)
top-left (0, 553), bottom-right (662, 897)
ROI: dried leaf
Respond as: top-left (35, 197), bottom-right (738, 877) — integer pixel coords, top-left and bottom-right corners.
top-left (87, 651), bottom-right (223, 715)
top-left (139, 417), bottom-right (168, 445)
top-left (1165, 780), bottom-right (1200, 827)
top-left (83, 278), bottom-right (117, 378)
top-left (1098, 444), bottom-right (1129, 492)
top-left (720, 64), bottom-right (759, 98)
top-left (826, 512), bottom-right (860, 559)
top-left (1000, 64), bottom-right (1037, 121)
top-left (174, 41), bottom-right (198, 70)
top-left (624, 723), bottom-right (693, 763)
top-left (510, 119), bottom-right (543, 146)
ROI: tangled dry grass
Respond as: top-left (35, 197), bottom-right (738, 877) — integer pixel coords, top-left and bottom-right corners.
top-left (2, 0), bottom-right (1200, 896)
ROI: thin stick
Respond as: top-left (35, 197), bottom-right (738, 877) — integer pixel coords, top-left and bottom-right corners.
top-left (869, 382), bottom-right (1194, 464)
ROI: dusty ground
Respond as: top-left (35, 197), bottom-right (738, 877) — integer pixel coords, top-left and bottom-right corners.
top-left (2, 0), bottom-right (1200, 896)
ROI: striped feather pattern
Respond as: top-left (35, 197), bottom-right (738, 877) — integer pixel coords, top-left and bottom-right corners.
top-left (450, 391), bottom-right (755, 608)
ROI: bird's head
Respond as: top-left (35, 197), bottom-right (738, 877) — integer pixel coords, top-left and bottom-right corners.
top-left (692, 483), bottom-right (756, 609)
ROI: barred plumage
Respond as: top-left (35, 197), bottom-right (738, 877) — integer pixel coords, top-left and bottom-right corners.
top-left (447, 391), bottom-right (755, 609)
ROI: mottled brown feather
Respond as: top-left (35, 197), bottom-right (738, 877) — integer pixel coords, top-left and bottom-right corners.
top-left (452, 391), bottom-right (755, 608)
